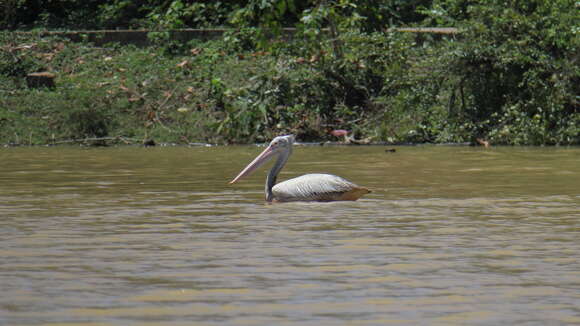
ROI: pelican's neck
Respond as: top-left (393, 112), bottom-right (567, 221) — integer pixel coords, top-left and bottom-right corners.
top-left (265, 146), bottom-right (291, 202)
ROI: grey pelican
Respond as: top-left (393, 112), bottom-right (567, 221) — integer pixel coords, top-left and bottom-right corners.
top-left (230, 135), bottom-right (370, 202)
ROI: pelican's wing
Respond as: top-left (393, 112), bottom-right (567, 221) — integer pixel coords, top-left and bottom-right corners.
top-left (272, 173), bottom-right (370, 202)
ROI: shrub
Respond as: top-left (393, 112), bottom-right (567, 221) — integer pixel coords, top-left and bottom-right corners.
top-left (436, 0), bottom-right (579, 144)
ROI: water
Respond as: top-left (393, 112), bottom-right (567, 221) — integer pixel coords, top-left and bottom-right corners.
top-left (1, 145), bottom-right (579, 325)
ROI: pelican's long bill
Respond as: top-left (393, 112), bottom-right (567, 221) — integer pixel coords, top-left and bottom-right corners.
top-left (229, 144), bottom-right (276, 184)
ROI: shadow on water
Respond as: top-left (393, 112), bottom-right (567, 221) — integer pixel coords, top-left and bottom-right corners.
top-left (0, 146), bottom-right (579, 325)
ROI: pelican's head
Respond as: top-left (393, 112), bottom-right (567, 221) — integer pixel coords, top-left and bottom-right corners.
top-left (229, 135), bottom-right (295, 184)
top-left (268, 134), bottom-right (295, 153)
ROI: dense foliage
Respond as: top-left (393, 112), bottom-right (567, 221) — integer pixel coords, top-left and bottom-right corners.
top-left (1, 0), bottom-right (429, 30)
top-left (0, 0), bottom-right (578, 145)
top-left (412, 0), bottom-right (579, 144)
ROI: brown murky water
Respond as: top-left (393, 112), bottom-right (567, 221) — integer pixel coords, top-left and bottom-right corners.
top-left (1, 145), bottom-right (579, 325)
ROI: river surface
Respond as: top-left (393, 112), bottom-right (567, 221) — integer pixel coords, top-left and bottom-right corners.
top-left (0, 145), bottom-right (579, 326)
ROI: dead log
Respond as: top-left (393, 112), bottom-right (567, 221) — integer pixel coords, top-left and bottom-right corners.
top-left (26, 72), bottom-right (56, 89)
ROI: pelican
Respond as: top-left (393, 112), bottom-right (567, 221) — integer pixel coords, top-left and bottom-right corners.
top-left (229, 135), bottom-right (370, 202)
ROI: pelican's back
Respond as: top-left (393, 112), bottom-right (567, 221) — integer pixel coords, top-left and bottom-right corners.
top-left (272, 173), bottom-right (370, 202)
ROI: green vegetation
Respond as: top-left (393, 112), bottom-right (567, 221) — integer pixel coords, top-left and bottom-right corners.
top-left (0, 0), bottom-right (578, 145)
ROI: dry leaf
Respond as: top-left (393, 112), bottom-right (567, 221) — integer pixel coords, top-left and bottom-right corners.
top-left (177, 60), bottom-right (189, 68)
top-left (476, 138), bottom-right (491, 148)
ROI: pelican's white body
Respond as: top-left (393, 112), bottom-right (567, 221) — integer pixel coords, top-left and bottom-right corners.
top-left (272, 173), bottom-right (361, 202)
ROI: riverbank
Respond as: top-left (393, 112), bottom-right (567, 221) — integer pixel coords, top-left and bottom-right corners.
top-left (1, 26), bottom-right (578, 146)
